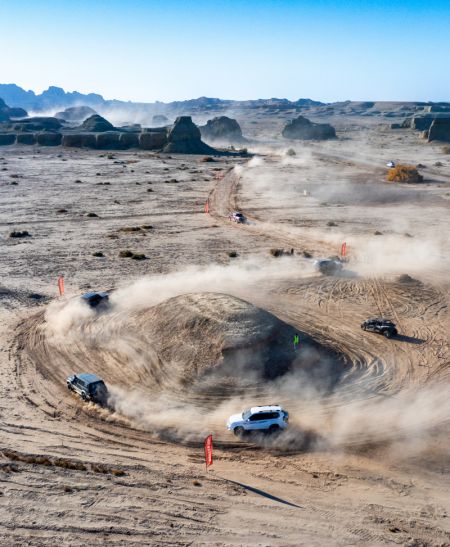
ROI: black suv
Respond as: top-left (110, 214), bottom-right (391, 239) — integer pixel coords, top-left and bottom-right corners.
top-left (361, 318), bottom-right (398, 338)
top-left (80, 292), bottom-right (109, 310)
top-left (67, 373), bottom-right (108, 405)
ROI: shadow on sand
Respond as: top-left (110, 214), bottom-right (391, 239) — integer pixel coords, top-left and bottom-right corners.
top-left (394, 334), bottom-right (426, 345)
top-left (219, 477), bottom-right (301, 508)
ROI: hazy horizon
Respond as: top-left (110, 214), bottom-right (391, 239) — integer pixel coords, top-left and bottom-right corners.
top-left (1, 0), bottom-right (449, 103)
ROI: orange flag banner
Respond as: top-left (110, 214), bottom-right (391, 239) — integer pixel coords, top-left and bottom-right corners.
top-left (204, 200), bottom-right (210, 214)
top-left (57, 275), bottom-right (65, 296)
top-left (341, 242), bottom-right (347, 257)
top-left (204, 434), bottom-right (213, 470)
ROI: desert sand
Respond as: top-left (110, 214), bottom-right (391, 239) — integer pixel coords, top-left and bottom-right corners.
top-left (0, 122), bottom-right (449, 546)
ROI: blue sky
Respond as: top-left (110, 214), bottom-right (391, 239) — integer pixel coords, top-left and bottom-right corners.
top-left (0, 0), bottom-right (449, 102)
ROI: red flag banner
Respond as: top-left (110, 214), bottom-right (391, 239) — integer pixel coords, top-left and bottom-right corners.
top-left (57, 275), bottom-right (65, 296)
top-left (341, 242), bottom-right (347, 257)
top-left (204, 200), bottom-right (210, 214)
top-left (204, 434), bottom-right (213, 470)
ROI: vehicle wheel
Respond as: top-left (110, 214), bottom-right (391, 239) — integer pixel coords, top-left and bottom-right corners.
top-left (81, 392), bottom-right (87, 401)
top-left (233, 426), bottom-right (245, 437)
top-left (268, 424), bottom-right (280, 434)
top-left (361, 325), bottom-right (366, 331)
top-left (383, 330), bottom-right (392, 338)
top-left (67, 384), bottom-right (72, 390)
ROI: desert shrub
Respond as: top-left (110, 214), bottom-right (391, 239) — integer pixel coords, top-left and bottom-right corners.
top-left (302, 250), bottom-right (312, 258)
top-left (10, 230), bottom-right (30, 238)
top-left (111, 469), bottom-right (126, 477)
top-left (442, 145), bottom-right (450, 154)
top-left (131, 253), bottom-right (146, 260)
top-left (327, 221), bottom-right (337, 227)
top-left (270, 248), bottom-right (284, 257)
top-left (141, 225), bottom-right (153, 230)
top-left (147, 188), bottom-right (153, 192)
top-left (228, 250), bottom-right (238, 258)
top-left (387, 165), bottom-right (423, 183)
top-left (86, 212), bottom-right (98, 218)
top-left (286, 148), bottom-right (296, 156)
top-left (192, 480), bottom-right (202, 486)
top-left (92, 251), bottom-right (104, 257)
top-left (74, 179), bottom-right (82, 183)
top-left (119, 226), bottom-right (141, 233)
top-left (201, 156), bottom-right (215, 162)
top-left (119, 250), bottom-right (133, 258)
top-left (374, 230), bottom-right (383, 235)
top-left (56, 208), bottom-right (68, 213)
top-left (435, 161), bottom-right (443, 167)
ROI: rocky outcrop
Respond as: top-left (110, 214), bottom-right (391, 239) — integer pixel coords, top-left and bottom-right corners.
top-left (96, 132), bottom-right (120, 149)
top-left (6, 117), bottom-right (62, 132)
top-left (36, 132), bottom-right (62, 146)
top-left (0, 134), bottom-right (15, 145)
top-left (411, 113), bottom-right (450, 131)
top-left (282, 116), bottom-right (336, 140)
top-left (139, 129), bottom-right (168, 150)
top-left (200, 116), bottom-right (246, 143)
top-left (163, 116), bottom-right (217, 154)
top-left (16, 133), bottom-right (36, 145)
top-left (62, 133), bottom-right (97, 148)
top-left (152, 114), bottom-right (168, 125)
top-left (119, 132), bottom-right (139, 148)
top-left (0, 98), bottom-right (27, 122)
top-left (55, 106), bottom-right (97, 122)
top-left (79, 114), bottom-right (115, 132)
top-left (428, 118), bottom-right (450, 142)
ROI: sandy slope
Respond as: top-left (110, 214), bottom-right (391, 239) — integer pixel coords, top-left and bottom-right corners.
top-left (0, 129), bottom-right (449, 546)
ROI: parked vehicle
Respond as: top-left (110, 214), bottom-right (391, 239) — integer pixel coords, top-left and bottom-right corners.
top-left (228, 211), bottom-right (246, 223)
top-left (80, 291), bottom-right (109, 309)
top-left (67, 373), bottom-right (109, 405)
top-left (227, 405), bottom-right (289, 437)
top-left (314, 258), bottom-right (343, 275)
top-left (386, 161), bottom-right (396, 168)
top-left (361, 318), bottom-right (398, 338)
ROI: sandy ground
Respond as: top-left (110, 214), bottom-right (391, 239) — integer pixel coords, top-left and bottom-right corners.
top-left (0, 125), bottom-right (449, 546)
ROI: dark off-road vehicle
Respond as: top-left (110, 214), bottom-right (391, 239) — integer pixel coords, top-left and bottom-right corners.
top-left (67, 373), bottom-right (109, 405)
top-left (361, 318), bottom-right (398, 338)
top-left (80, 291), bottom-right (109, 310)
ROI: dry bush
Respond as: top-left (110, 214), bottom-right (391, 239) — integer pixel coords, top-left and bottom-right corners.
top-left (442, 145), bottom-right (450, 154)
top-left (119, 250), bottom-right (133, 258)
top-left (270, 248), bottom-right (284, 257)
top-left (201, 156), bottom-right (215, 162)
top-left (387, 165), bottom-right (423, 183)
top-left (86, 212), bottom-right (98, 218)
top-left (111, 469), bottom-right (126, 477)
top-left (119, 226), bottom-right (141, 233)
top-left (327, 221), bottom-right (337, 227)
top-left (9, 230), bottom-right (30, 238)
top-left (228, 250), bottom-right (238, 258)
top-left (92, 251), bottom-right (104, 257)
top-left (192, 480), bottom-right (202, 486)
top-left (131, 253), bottom-right (147, 260)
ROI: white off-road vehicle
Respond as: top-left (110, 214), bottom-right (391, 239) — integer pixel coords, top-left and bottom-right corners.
top-left (227, 405), bottom-right (289, 437)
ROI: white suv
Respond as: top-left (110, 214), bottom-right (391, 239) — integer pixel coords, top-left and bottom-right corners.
top-left (227, 405), bottom-right (289, 437)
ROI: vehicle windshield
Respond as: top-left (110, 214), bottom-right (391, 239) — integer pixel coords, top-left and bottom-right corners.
top-left (242, 409), bottom-right (252, 420)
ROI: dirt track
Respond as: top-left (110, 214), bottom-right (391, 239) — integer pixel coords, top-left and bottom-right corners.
top-left (0, 134), bottom-right (449, 545)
